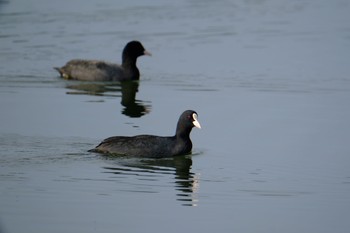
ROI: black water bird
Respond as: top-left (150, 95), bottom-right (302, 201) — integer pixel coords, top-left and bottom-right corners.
top-left (89, 110), bottom-right (201, 158)
top-left (54, 41), bottom-right (151, 81)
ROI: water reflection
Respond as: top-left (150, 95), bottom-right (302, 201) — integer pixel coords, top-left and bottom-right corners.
top-left (65, 81), bottom-right (151, 117)
top-left (102, 156), bottom-right (200, 206)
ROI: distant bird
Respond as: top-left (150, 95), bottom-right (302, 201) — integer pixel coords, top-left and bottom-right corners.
top-left (89, 110), bottom-right (201, 158)
top-left (54, 41), bottom-right (151, 81)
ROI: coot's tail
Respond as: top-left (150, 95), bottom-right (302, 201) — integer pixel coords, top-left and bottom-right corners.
top-left (88, 148), bottom-right (98, 153)
top-left (54, 67), bottom-right (63, 76)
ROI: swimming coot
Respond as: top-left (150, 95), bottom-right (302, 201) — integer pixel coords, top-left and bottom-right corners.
top-left (89, 110), bottom-right (201, 158)
top-left (54, 41), bottom-right (151, 81)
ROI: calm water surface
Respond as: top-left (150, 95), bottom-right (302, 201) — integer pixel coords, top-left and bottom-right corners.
top-left (1, 0), bottom-right (350, 233)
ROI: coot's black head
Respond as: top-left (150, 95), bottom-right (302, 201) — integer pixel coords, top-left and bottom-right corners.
top-left (176, 110), bottom-right (201, 137)
top-left (122, 41), bottom-right (151, 62)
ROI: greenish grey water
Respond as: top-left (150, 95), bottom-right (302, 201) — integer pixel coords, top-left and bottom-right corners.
top-left (1, 0), bottom-right (350, 233)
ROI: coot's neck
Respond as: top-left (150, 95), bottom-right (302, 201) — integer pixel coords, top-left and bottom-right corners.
top-left (122, 55), bottom-right (140, 80)
top-left (175, 124), bottom-right (192, 140)
top-left (175, 124), bottom-right (193, 155)
top-left (122, 52), bottom-right (137, 66)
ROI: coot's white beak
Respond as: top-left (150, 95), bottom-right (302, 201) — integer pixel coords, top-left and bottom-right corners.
top-left (144, 50), bottom-right (152, 56)
top-left (192, 113), bottom-right (201, 129)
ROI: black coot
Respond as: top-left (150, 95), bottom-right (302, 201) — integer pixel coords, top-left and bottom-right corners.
top-left (54, 41), bottom-right (151, 81)
top-left (89, 110), bottom-right (201, 158)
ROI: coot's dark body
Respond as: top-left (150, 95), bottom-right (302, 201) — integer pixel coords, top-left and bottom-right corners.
top-left (89, 110), bottom-right (201, 158)
top-left (54, 41), bottom-right (150, 81)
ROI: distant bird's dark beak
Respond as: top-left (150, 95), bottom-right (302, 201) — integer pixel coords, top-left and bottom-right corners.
top-left (144, 50), bottom-right (152, 56)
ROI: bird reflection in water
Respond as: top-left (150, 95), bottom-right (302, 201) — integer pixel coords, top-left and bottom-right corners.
top-left (102, 156), bottom-right (200, 207)
top-left (65, 81), bottom-right (151, 117)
